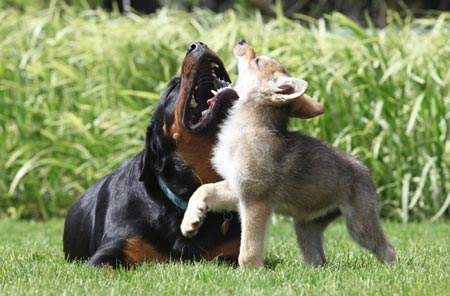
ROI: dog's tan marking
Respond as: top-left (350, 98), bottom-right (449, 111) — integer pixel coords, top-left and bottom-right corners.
top-left (173, 133), bottom-right (221, 184)
top-left (203, 239), bottom-right (240, 260)
top-left (171, 97), bottom-right (222, 184)
top-left (124, 236), bottom-right (168, 264)
top-left (162, 123), bottom-right (169, 136)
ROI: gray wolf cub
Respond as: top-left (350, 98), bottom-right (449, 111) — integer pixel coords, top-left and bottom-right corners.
top-left (181, 40), bottom-right (396, 269)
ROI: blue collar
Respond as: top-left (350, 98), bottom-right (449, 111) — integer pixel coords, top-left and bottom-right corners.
top-left (156, 175), bottom-right (188, 210)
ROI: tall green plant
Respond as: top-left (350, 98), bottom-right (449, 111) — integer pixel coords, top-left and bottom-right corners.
top-left (0, 6), bottom-right (449, 220)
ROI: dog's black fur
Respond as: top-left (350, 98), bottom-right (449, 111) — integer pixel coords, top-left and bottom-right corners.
top-left (63, 42), bottom-right (241, 267)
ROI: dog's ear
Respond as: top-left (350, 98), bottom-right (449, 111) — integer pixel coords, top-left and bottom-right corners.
top-left (139, 123), bottom-right (158, 182)
top-left (140, 77), bottom-right (180, 182)
top-left (139, 120), bottom-right (172, 182)
top-left (269, 76), bottom-right (308, 105)
top-left (289, 93), bottom-right (324, 119)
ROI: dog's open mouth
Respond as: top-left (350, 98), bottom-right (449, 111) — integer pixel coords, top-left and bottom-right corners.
top-left (184, 56), bottom-right (238, 132)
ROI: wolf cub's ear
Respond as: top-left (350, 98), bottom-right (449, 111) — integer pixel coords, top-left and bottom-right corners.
top-left (269, 76), bottom-right (308, 105)
top-left (289, 93), bottom-right (324, 119)
top-left (269, 75), bottom-right (324, 119)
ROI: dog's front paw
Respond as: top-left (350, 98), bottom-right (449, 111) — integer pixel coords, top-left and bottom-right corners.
top-left (180, 201), bottom-right (208, 238)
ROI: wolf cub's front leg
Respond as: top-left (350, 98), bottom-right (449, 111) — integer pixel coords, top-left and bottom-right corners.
top-left (181, 181), bottom-right (239, 238)
top-left (238, 197), bottom-right (272, 269)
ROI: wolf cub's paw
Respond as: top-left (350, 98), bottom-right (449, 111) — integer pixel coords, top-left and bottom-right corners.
top-left (180, 199), bottom-right (208, 238)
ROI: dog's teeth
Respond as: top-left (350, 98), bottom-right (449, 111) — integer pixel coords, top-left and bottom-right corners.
top-left (195, 86), bottom-right (198, 90)
top-left (190, 99), bottom-right (198, 108)
top-left (211, 90), bottom-right (218, 96)
top-left (212, 72), bottom-right (217, 79)
top-left (219, 78), bottom-right (230, 86)
top-left (211, 62), bottom-right (219, 69)
top-left (201, 110), bottom-right (207, 116)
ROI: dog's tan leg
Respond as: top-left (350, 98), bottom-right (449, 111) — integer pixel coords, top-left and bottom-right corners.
top-left (238, 198), bottom-right (271, 269)
top-left (181, 181), bottom-right (238, 238)
top-left (341, 187), bottom-right (397, 265)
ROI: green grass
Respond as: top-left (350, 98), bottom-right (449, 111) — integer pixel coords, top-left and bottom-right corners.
top-left (0, 219), bottom-right (449, 295)
top-left (0, 6), bottom-right (449, 221)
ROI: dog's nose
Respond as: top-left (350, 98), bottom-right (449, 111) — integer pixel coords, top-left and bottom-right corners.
top-left (238, 39), bottom-right (246, 45)
top-left (187, 42), bottom-right (207, 54)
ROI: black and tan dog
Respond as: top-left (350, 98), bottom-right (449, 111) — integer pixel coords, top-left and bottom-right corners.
top-left (63, 42), bottom-right (242, 267)
top-left (63, 41), bottom-right (323, 267)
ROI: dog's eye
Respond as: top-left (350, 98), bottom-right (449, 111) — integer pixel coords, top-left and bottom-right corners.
top-left (254, 58), bottom-right (260, 67)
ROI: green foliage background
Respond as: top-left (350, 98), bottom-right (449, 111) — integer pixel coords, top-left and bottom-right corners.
top-left (0, 4), bottom-right (449, 220)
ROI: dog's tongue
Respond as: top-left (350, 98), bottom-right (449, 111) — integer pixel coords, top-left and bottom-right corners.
top-left (207, 97), bottom-right (215, 106)
top-left (207, 86), bottom-right (238, 109)
top-left (208, 83), bottom-right (236, 107)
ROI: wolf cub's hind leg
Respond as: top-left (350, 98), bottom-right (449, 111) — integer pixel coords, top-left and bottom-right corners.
top-left (293, 211), bottom-right (340, 266)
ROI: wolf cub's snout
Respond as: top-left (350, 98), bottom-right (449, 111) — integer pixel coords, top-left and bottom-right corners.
top-left (181, 40), bottom-right (396, 269)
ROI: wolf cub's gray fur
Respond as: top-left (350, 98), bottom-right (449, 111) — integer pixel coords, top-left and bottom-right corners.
top-left (181, 40), bottom-right (396, 269)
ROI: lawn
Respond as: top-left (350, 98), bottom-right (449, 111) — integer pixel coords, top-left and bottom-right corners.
top-left (0, 219), bottom-right (448, 295)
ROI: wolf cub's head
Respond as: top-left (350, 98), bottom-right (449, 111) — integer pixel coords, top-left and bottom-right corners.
top-left (233, 40), bottom-right (324, 119)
